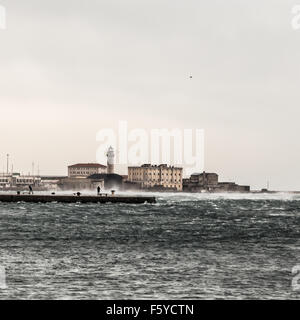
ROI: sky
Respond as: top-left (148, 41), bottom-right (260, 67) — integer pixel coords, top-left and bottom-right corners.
top-left (0, 0), bottom-right (300, 190)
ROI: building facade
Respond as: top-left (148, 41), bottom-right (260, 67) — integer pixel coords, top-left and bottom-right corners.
top-left (0, 173), bottom-right (41, 189)
top-left (128, 164), bottom-right (183, 191)
top-left (214, 182), bottom-right (250, 193)
top-left (0, 175), bottom-right (11, 188)
top-left (183, 171), bottom-right (250, 193)
top-left (58, 177), bottom-right (104, 191)
top-left (68, 163), bottom-right (107, 178)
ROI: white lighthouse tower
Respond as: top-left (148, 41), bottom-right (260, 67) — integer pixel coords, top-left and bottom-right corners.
top-left (106, 146), bottom-right (115, 174)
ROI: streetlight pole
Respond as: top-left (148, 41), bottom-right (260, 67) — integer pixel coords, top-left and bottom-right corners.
top-left (6, 154), bottom-right (9, 175)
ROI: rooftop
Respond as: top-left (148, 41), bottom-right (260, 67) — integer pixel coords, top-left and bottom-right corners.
top-left (191, 172), bottom-right (218, 176)
top-left (129, 164), bottom-right (182, 169)
top-left (68, 163), bottom-right (107, 169)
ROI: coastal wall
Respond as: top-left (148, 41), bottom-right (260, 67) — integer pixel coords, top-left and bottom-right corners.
top-left (0, 194), bottom-right (156, 204)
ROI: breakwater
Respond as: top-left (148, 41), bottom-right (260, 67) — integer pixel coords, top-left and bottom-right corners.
top-left (0, 194), bottom-right (156, 204)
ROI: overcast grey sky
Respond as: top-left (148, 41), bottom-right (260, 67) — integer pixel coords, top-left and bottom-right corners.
top-left (0, 0), bottom-right (299, 190)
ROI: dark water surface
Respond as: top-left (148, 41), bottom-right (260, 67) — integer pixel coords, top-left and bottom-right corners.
top-left (0, 192), bottom-right (300, 299)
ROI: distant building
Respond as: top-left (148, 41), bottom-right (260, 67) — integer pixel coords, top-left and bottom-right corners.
top-left (191, 172), bottom-right (218, 190)
top-left (183, 172), bottom-right (218, 192)
top-left (0, 174), bottom-right (11, 188)
top-left (0, 173), bottom-right (41, 189)
top-left (214, 182), bottom-right (250, 193)
top-left (68, 163), bottom-right (107, 178)
top-left (15, 175), bottom-right (41, 187)
top-left (58, 177), bottom-right (104, 191)
top-left (183, 171), bottom-right (250, 193)
top-left (88, 173), bottom-right (123, 190)
top-left (128, 164), bottom-right (183, 191)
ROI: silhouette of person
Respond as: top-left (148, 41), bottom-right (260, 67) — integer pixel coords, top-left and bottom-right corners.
top-left (29, 185), bottom-right (33, 195)
top-left (97, 186), bottom-right (101, 196)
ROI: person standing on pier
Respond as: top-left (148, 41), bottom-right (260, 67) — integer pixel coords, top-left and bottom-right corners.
top-left (29, 185), bottom-right (33, 195)
top-left (97, 186), bottom-right (101, 196)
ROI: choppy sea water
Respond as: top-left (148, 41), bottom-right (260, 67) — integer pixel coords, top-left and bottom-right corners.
top-left (0, 191), bottom-right (300, 300)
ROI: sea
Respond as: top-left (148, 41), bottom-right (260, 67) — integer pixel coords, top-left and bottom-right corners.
top-left (0, 191), bottom-right (300, 300)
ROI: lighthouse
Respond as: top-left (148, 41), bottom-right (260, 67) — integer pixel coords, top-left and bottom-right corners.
top-left (106, 146), bottom-right (115, 174)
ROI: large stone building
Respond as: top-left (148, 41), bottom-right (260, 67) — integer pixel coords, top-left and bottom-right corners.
top-left (188, 172), bottom-right (219, 190)
top-left (68, 163), bottom-right (107, 178)
top-left (128, 164), bottom-right (183, 191)
top-left (62, 154), bottom-right (116, 191)
top-left (183, 171), bottom-right (250, 193)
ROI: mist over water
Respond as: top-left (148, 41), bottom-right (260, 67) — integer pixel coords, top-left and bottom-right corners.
top-left (0, 192), bottom-right (300, 299)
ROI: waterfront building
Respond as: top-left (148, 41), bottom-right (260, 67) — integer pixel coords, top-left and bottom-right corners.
top-left (128, 164), bottom-right (183, 191)
top-left (0, 174), bottom-right (11, 188)
top-left (15, 175), bottom-right (41, 186)
top-left (214, 182), bottom-right (250, 193)
top-left (183, 171), bottom-right (250, 193)
top-left (68, 163), bottom-right (107, 178)
top-left (0, 173), bottom-right (41, 189)
top-left (88, 173), bottom-right (123, 190)
top-left (58, 177), bottom-right (104, 191)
